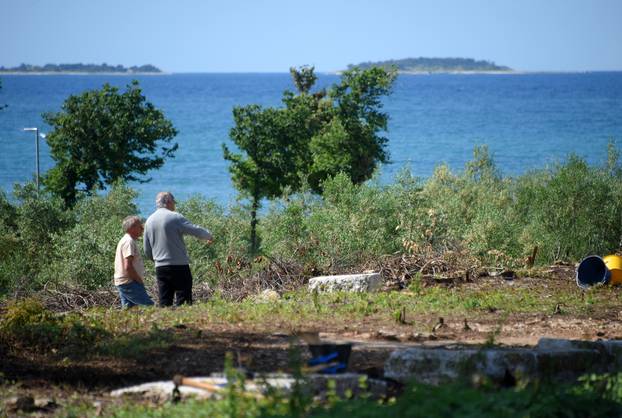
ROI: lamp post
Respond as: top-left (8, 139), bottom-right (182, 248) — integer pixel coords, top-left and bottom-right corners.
top-left (23, 127), bottom-right (41, 192)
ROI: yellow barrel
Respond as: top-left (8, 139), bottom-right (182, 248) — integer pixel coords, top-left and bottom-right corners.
top-left (604, 255), bottom-right (622, 285)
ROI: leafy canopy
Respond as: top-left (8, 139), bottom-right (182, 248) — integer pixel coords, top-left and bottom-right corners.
top-left (224, 65), bottom-right (397, 199)
top-left (223, 65), bottom-right (396, 252)
top-left (224, 105), bottom-right (293, 203)
top-left (309, 66), bottom-right (395, 189)
top-left (43, 80), bottom-right (178, 206)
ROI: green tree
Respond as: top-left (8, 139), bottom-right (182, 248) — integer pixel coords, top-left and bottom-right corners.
top-left (279, 65), bottom-right (396, 192)
top-left (223, 105), bottom-right (291, 252)
top-left (309, 66), bottom-right (396, 190)
top-left (224, 66), bottom-right (396, 252)
top-left (289, 65), bottom-right (317, 94)
top-left (43, 80), bottom-right (178, 206)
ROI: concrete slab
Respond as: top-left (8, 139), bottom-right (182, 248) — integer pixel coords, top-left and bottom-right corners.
top-left (385, 338), bottom-right (621, 384)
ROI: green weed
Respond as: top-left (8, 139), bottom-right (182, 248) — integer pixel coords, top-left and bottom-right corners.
top-left (54, 376), bottom-right (622, 418)
top-left (0, 298), bottom-right (108, 355)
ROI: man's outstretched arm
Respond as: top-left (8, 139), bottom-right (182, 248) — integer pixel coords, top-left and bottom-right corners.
top-left (179, 216), bottom-right (213, 243)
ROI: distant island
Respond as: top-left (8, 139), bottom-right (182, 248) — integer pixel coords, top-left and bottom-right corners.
top-left (347, 57), bottom-right (512, 73)
top-left (0, 63), bottom-right (163, 74)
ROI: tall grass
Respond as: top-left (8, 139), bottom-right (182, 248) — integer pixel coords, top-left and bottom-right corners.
top-left (1, 144), bottom-right (621, 298)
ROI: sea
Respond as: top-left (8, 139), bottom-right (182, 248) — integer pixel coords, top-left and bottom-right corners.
top-left (1, 72), bottom-right (621, 215)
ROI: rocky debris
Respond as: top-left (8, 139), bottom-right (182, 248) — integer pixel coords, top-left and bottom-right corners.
top-left (408, 332), bottom-right (439, 342)
top-left (308, 273), bottom-right (382, 293)
top-left (385, 337), bottom-right (621, 384)
top-left (254, 289), bottom-right (280, 303)
top-left (34, 398), bottom-right (57, 409)
top-left (5, 395), bottom-right (35, 413)
top-left (4, 395), bottom-right (58, 414)
top-left (375, 329), bottom-right (401, 341)
top-left (111, 379), bottom-right (214, 403)
top-left (488, 270), bottom-right (517, 280)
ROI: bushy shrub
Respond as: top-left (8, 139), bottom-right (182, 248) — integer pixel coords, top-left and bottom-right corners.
top-left (0, 182), bottom-right (141, 295)
top-left (261, 193), bottom-right (316, 261)
top-left (409, 147), bottom-right (517, 265)
top-left (401, 145), bottom-right (622, 266)
top-left (0, 184), bottom-right (73, 293)
top-left (514, 155), bottom-right (622, 262)
top-left (178, 196), bottom-right (251, 285)
top-left (40, 183), bottom-right (139, 289)
top-left (0, 298), bottom-right (106, 354)
top-left (260, 173), bottom-right (402, 273)
top-left (0, 298), bottom-right (60, 347)
top-left (305, 173), bottom-right (401, 270)
top-left (0, 192), bottom-right (22, 295)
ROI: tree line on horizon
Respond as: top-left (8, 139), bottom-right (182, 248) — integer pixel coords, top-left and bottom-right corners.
top-left (0, 63), bottom-right (162, 73)
top-left (348, 57), bottom-right (511, 72)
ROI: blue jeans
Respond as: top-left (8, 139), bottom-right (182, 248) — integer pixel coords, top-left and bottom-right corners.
top-left (116, 281), bottom-right (154, 308)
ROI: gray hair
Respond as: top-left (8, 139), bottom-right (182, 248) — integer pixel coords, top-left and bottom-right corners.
top-left (122, 215), bottom-right (142, 232)
top-left (155, 191), bottom-right (176, 208)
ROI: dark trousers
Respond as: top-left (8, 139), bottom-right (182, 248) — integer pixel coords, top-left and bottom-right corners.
top-left (155, 265), bottom-right (193, 307)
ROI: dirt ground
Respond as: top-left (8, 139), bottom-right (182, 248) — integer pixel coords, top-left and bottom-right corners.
top-left (2, 264), bottom-right (622, 414)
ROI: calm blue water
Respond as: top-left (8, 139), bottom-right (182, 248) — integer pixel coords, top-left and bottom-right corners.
top-left (1, 72), bottom-right (621, 215)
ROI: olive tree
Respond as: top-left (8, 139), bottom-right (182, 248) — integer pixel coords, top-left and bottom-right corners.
top-left (223, 105), bottom-right (293, 252)
top-left (43, 80), bottom-right (178, 206)
top-left (224, 65), bottom-right (396, 252)
top-left (310, 66), bottom-right (395, 189)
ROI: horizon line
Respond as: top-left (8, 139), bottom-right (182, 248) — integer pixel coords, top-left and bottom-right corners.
top-left (2, 69), bottom-right (622, 75)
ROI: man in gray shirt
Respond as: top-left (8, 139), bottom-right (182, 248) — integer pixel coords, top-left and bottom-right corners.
top-left (144, 191), bottom-right (213, 306)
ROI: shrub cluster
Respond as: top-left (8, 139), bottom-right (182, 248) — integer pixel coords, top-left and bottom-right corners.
top-left (0, 298), bottom-right (106, 354)
top-left (256, 144), bottom-right (622, 271)
top-left (0, 145), bottom-right (621, 299)
top-left (0, 183), bottom-right (139, 296)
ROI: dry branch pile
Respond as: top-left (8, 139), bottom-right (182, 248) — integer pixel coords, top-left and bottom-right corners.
top-left (36, 284), bottom-right (118, 311)
top-left (3, 247), bottom-right (486, 311)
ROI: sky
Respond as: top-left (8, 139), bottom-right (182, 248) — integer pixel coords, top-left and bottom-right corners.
top-left (1, 0), bottom-right (621, 73)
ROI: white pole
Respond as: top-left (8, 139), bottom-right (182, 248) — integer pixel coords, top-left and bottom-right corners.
top-left (23, 127), bottom-right (40, 193)
top-left (35, 128), bottom-right (40, 192)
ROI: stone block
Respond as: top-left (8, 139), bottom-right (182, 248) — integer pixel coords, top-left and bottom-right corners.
top-left (536, 349), bottom-right (606, 379)
top-left (480, 349), bottom-right (538, 381)
top-left (535, 338), bottom-right (608, 378)
top-left (536, 338), bottom-right (604, 352)
top-left (308, 273), bottom-right (382, 293)
top-left (601, 340), bottom-right (622, 371)
top-left (384, 347), bottom-right (478, 384)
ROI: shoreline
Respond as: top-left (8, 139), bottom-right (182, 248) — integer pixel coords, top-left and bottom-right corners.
top-left (328, 69), bottom-right (622, 76)
top-left (336, 69), bottom-right (622, 76)
top-left (398, 70), bottom-right (520, 75)
top-left (0, 71), bottom-right (170, 76)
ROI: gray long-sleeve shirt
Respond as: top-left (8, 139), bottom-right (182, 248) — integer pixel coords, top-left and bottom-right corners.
top-left (144, 208), bottom-right (212, 267)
